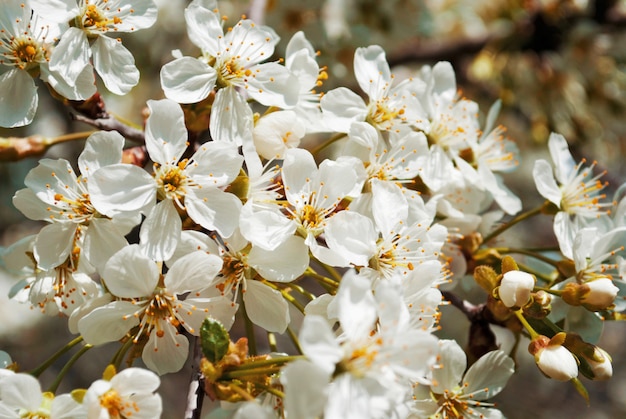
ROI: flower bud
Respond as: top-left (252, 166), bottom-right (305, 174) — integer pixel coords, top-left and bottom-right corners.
top-left (529, 333), bottom-right (578, 381)
top-left (561, 278), bottom-right (618, 311)
top-left (563, 334), bottom-right (613, 381)
top-left (498, 270), bottom-right (535, 308)
top-left (585, 347), bottom-right (613, 381)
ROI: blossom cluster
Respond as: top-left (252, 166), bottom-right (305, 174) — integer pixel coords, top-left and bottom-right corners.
top-left (1, 0), bottom-right (625, 418)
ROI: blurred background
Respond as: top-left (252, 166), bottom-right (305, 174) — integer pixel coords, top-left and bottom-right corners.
top-left (1, 0), bottom-right (626, 417)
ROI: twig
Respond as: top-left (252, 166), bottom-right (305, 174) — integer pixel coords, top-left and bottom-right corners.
top-left (71, 113), bottom-right (145, 143)
top-left (184, 337), bottom-right (205, 419)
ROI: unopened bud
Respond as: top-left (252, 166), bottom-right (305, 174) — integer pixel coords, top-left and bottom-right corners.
top-left (498, 270), bottom-right (535, 308)
top-left (529, 333), bottom-right (578, 381)
top-left (585, 347), bottom-right (613, 381)
top-left (564, 334), bottom-right (613, 381)
top-left (561, 278), bottom-right (618, 311)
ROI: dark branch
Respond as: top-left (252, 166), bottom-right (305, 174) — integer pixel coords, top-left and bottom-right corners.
top-left (71, 113), bottom-right (145, 143)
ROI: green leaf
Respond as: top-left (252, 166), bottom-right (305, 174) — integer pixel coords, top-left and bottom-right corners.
top-left (200, 317), bottom-right (230, 363)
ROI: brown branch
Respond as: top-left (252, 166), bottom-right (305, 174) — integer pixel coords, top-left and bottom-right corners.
top-left (71, 113), bottom-right (145, 143)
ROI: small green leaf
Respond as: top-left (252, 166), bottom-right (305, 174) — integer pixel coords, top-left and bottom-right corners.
top-left (201, 317), bottom-right (230, 363)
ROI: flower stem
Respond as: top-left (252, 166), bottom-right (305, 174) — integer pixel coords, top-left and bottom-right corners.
top-left (232, 355), bottom-right (305, 371)
top-left (481, 203), bottom-right (547, 244)
top-left (264, 281), bottom-right (306, 314)
top-left (29, 336), bottom-right (84, 378)
top-left (286, 325), bottom-right (303, 355)
top-left (309, 133), bottom-right (347, 156)
top-left (47, 343), bottom-right (93, 393)
top-left (241, 299), bottom-right (257, 357)
top-left (111, 337), bottom-right (134, 370)
top-left (514, 310), bottom-right (540, 340)
top-left (494, 247), bottom-right (560, 267)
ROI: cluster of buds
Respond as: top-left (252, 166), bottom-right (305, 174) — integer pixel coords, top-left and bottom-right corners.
top-left (528, 332), bottom-right (612, 383)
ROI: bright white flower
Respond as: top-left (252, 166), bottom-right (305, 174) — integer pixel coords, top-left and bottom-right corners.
top-left (12, 131), bottom-right (134, 273)
top-left (175, 229), bottom-right (308, 333)
top-left (321, 45), bottom-right (424, 133)
top-left (499, 270), bottom-right (535, 308)
top-left (89, 99), bottom-right (244, 261)
top-left (31, 0), bottom-right (158, 95)
top-left (3, 234), bottom-right (99, 316)
top-left (160, 0), bottom-right (298, 142)
top-left (413, 62), bottom-right (480, 154)
top-left (411, 339), bottom-right (514, 419)
top-left (0, 372), bottom-right (83, 418)
top-left (0, 1), bottom-right (92, 127)
top-left (299, 272), bottom-right (439, 417)
top-left (252, 110), bottom-right (306, 160)
top-left (78, 244), bottom-right (236, 375)
top-left (533, 133), bottom-right (612, 254)
top-left (324, 179), bottom-right (447, 277)
top-left (83, 367), bottom-right (162, 419)
top-left (452, 100), bottom-right (522, 215)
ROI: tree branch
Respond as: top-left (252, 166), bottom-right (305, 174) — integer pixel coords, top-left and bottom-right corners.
top-left (71, 113), bottom-right (145, 143)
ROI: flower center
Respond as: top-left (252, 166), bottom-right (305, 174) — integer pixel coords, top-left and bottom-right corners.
top-left (216, 57), bottom-right (252, 88)
top-left (156, 161), bottom-right (191, 205)
top-left (101, 388), bottom-right (140, 417)
top-left (367, 100), bottom-right (404, 130)
top-left (77, 2), bottom-right (123, 33)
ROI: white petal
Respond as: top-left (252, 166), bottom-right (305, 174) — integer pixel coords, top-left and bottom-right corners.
top-left (142, 323), bottom-right (189, 375)
top-left (245, 62), bottom-right (299, 108)
top-left (112, 367), bottom-right (161, 395)
top-left (209, 86), bottom-right (254, 146)
top-left (548, 132), bottom-right (576, 185)
top-left (27, 0), bottom-right (77, 21)
top-left (145, 99), bottom-right (189, 165)
top-left (175, 296), bottom-right (236, 335)
top-left (354, 45), bottom-right (390, 100)
top-left (243, 280), bottom-right (290, 333)
top-left (12, 188), bottom-right (51, 221)
top-left (0, 69), bottom-right (37, 127)
top-left (282, 148), bottom-right (317, 203)
top-left (320, 87), bottom-right (367, 132)
top-left (324, 211), bottom-right (377, 266)
top-left (165, 251), bottom-right (223, 292)
top-left (92, 36), bottom-right (139, 95)
top-left (34, 223), bottom-right (75, 269)
top-left (160, 57), bottom-right (217, 103)
top-left (140, 200), bottom-right (182, 261)
top-left (248, 235), bottom-right (309, 282)
top-left (533, 159), bottom-right (562, 207)
top-left (42, 61), bottom-right (96, 101)
top-left (103, 244), bottom-right (159, 297)
top-left (464, 350), bottom-right (514, 399)
top-left (78, 131), bottom-right (124, 178)
top-left (371, 179), bottom-right (408, 234)
top-left (49, 28), bottom-right (90, 85)
top-left (185, 189), bottom-right (241, 238)
top-left (0, 373), bottom-right (42, 410)
top-left (89, 164), bottom-right (156, 217)
top-left (187, 141), bottom-right (243, 186)
top-left (78, 300), bottom-right (141, 345)
top-left (281, 360), bottom-right (329, 419)
top-left (431, 340), bottom-right (467, 393)
top-left (83, 218), bottom-right (128, 273)
top-left (334, 271), bottom-right (377, 341)
top-left (239, 205), bottom-right (296, 251)
top-left (299, 315), bottom-right (342, 374)
top-left (184, 2), bottom-right (223, 54)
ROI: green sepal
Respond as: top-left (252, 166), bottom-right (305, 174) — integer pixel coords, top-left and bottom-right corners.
top-left (71, 389), bottom-right (87, 404)
top-left (570, 377), bottom-right (589, 405)
top-left (201, 317), bottom-right (230, 364)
